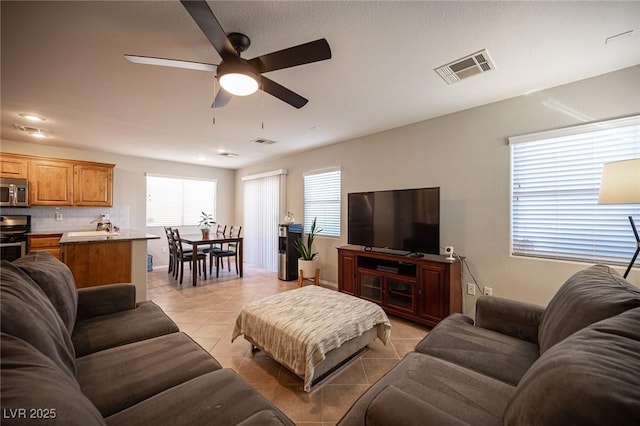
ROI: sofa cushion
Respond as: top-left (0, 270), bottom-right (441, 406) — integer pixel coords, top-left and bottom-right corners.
top-left (104, 369), bottom-right (295, 426)
top-left (337, 352), bottom-right (515, 426)
top-left (365, 385), bottom-right (468, 426)
top-left (76, 332), bottom-right (222, 417)
top-left (415, 313), bottom-right (539, 385)
top-left (538, 264), bottom-right (640, 353)
top-left (0, 333), bottom-right (105, 426)
top-left (72, 300), bottom-right (179, 357)
top-left (505, 307), bottom-right (640, 425)
top-left (0, 261), bottom-right (76, 378)
top-left (13, 251), bottom-right (78, 334)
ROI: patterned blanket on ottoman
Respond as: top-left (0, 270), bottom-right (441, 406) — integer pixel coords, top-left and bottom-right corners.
top-left (232, 286), bottom-right (391, 391)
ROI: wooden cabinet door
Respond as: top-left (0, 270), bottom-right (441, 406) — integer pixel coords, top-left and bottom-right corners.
top-left (63, 241), bottom-right (132, 288)
top-left (386, 276), bottom-right (418, 315)
top-left (74, 164), bottom-right (113, 206)
top-left (28, 234), bottom-right (63, 260)
top-left (418, 265), bottom-right (448, 324)
top-left (0, 153), bottom-right (29, 179)
top-left (29, 159), bottom-right (74, 205)
top-left (338, 251), bottom-right (357, 295)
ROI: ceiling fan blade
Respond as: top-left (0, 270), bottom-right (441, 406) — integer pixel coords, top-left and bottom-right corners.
top-left (248, 39), bottom-right (331, 74)
top-left (180, 0), bottom-right (237, 60)
top-left (124, 54), bottom-right (218, 72)
top-left (261, 77), bottom-right (308, 109)
top-left (211, 89), bottom-right (233, 108)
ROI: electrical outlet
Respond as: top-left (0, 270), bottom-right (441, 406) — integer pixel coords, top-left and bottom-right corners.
top-left (483, 286), bottom-right (493, 296)
top-left (55, 213), bottom-right (63, 221)
top-left (162, 247), bottom-right (167, 253)
top-left (101, 213), bottom-right (110, 220)
top-left (467, 283), bottom-right (476, 296)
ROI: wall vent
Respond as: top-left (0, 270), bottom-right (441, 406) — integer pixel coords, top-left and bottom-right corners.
top-left (434, 49), bottom-right (496, 85)
top-left (250, 137), bottom-right (277, 145)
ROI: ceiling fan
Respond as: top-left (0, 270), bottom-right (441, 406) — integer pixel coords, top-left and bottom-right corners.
top-left (125, 0), bottom-right (332, 109)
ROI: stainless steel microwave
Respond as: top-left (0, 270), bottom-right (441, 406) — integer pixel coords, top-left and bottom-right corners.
top-left (0, 178), bottom-right (29, 207)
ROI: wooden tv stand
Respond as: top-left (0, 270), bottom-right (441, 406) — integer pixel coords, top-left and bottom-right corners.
top-left (337, 246), bottom-right (461, 327)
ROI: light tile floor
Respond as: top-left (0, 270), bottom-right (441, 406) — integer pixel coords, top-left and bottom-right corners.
top-left (147, 263), bottom-right (430, 426)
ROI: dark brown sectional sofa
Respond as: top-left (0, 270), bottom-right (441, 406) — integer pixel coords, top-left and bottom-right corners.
top-left (338, 265), bottom-right (640, 425)
top-left (1, 252), bottom-right (293, 425)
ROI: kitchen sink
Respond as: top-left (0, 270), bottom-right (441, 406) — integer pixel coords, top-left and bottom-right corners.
top-left (67, 230), bottom-right (120, 237)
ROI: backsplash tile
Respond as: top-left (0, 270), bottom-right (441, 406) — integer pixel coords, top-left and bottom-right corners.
top-left (0, 206), bottom-right (130, 233)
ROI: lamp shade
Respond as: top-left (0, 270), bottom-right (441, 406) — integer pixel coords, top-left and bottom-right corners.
top-left (217, 61), bottom-right (259, 97)
top-left (598, 158), bottom-right (640, 204)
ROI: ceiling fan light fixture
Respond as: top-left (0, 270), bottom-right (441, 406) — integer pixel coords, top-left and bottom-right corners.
top-left (217, 61), bottom-right (259, 96)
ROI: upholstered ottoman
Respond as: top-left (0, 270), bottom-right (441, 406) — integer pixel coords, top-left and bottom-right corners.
top-left (232, 286), bottom-right (391, 391)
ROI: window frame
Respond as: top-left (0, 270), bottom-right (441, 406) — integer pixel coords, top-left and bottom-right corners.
top-left (302, 167), bottom-right (341, 238)
top-left (509, 115), bottom-right (640, 265)
top-left (146, 174), bottom-right (217, 227)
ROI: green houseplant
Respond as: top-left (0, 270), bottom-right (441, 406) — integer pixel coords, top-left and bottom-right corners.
top-left (294, 217), bottom-right (323, 279)
top-left (198, 212), bottom-right (215, 239)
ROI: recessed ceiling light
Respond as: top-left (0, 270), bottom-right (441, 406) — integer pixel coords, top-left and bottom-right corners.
top-left (19, 113), bottom-right (46, 122)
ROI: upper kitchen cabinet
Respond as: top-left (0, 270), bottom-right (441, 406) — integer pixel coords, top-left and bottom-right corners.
top-left (29, 158), bottom-right (75, 206)
top-left (0, 153), bottom-right (29, 179)
top-left (74, 163), bottom-right (113, 206)
top-left (0, 153), bottom-right (115, 207)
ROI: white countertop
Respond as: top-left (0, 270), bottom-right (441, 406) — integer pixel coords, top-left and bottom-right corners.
top-left (59, 229), bottom-right (160, 244)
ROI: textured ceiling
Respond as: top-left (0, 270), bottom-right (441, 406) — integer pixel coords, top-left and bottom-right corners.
top-left (2, 1), bottom-right (639, 169)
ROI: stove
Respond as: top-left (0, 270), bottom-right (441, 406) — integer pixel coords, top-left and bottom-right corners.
top-left (0, 215), bottom-right (31, 262)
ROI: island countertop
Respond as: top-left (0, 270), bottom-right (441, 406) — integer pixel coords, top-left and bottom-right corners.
top-left (59, 229), bottom-right (160, 244)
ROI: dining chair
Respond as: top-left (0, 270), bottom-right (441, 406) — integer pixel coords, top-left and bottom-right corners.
top-left (209, 225), bottom-right (241, 278)
top-left (172, 228), bottom-right (207, 284)
top-left (163, 227), bottom-right (175, 276)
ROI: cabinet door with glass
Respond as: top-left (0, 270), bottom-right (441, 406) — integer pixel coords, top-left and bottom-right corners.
top-left (386, 276), bottom-right (418, 315)
top-left (358, 270), bottom-right (383, 304)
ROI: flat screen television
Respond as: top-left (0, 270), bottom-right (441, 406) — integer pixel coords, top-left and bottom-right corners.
top-left (348, 187), bottom-right (440, 255)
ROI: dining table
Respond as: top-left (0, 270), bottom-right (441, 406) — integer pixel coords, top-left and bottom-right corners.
top-left (179, 233), bottom-right (244, 286)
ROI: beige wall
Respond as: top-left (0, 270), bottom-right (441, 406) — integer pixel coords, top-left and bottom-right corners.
top-left (0, 140), bottom-right (236, 267)
top-left (236, 65), bottom-right (640, 314)
top-left (3, 65), bottom-right (638, 314)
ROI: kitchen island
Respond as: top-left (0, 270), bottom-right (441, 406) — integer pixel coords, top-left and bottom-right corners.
top-left (60, 229), bottom-right (159, 302)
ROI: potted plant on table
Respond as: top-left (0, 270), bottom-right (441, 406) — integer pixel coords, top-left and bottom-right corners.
top-left (294, 217), bottom-right (322, 279)
top-left (198, 212), bottom-right (215, 239)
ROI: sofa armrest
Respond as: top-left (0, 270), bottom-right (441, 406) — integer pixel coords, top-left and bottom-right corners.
top-left (475, 296), bottom-right (544, 344)
top-left (76, 284), bottom-right (136, 321)
top-left (365, 385), bottom-right (468, 426)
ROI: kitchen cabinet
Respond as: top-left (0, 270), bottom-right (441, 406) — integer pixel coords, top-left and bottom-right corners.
top-left (74, 163), bottom-right (113, 206)
top-left (62, 240), bottom-right (132, 288)
top-left (337, 246), bottom-right (461, 327)
top-left (0, 152), bottom-right (115, 207)
top-left (29, 159), bottom-right (75, 206)
top-left (28, 234), bottom-right (63, 260)
top-left (0, 153), bottom-right (29, 179)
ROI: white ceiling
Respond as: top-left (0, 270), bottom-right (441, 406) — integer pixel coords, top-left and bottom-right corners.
top-left (2, 1), bottom-right (639, 169)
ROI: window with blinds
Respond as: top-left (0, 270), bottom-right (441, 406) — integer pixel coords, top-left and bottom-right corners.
top-left (509, 115), bottom-right (640, 264)
top-left (146, 175), bottom-right (216, 227)
top-left (303, 168), bottom-right (341, 237)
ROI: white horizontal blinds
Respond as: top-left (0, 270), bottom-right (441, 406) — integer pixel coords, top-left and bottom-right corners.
top-left (510, 116), bottom-right (640, 264)
top-left (146, 175), bottom-right (216, 227)
top-left (303, 169), bottom-right (341, 237)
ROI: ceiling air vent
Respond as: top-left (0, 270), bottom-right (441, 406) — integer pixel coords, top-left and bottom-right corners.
top-left (13, 124), bottom-right (50, 138)
top-left (435, 49), bottom-right (495, 85)
top-left (218, 152), bottom-right (238, 158)
top-left (250, 137), bottom-right (277, 145)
